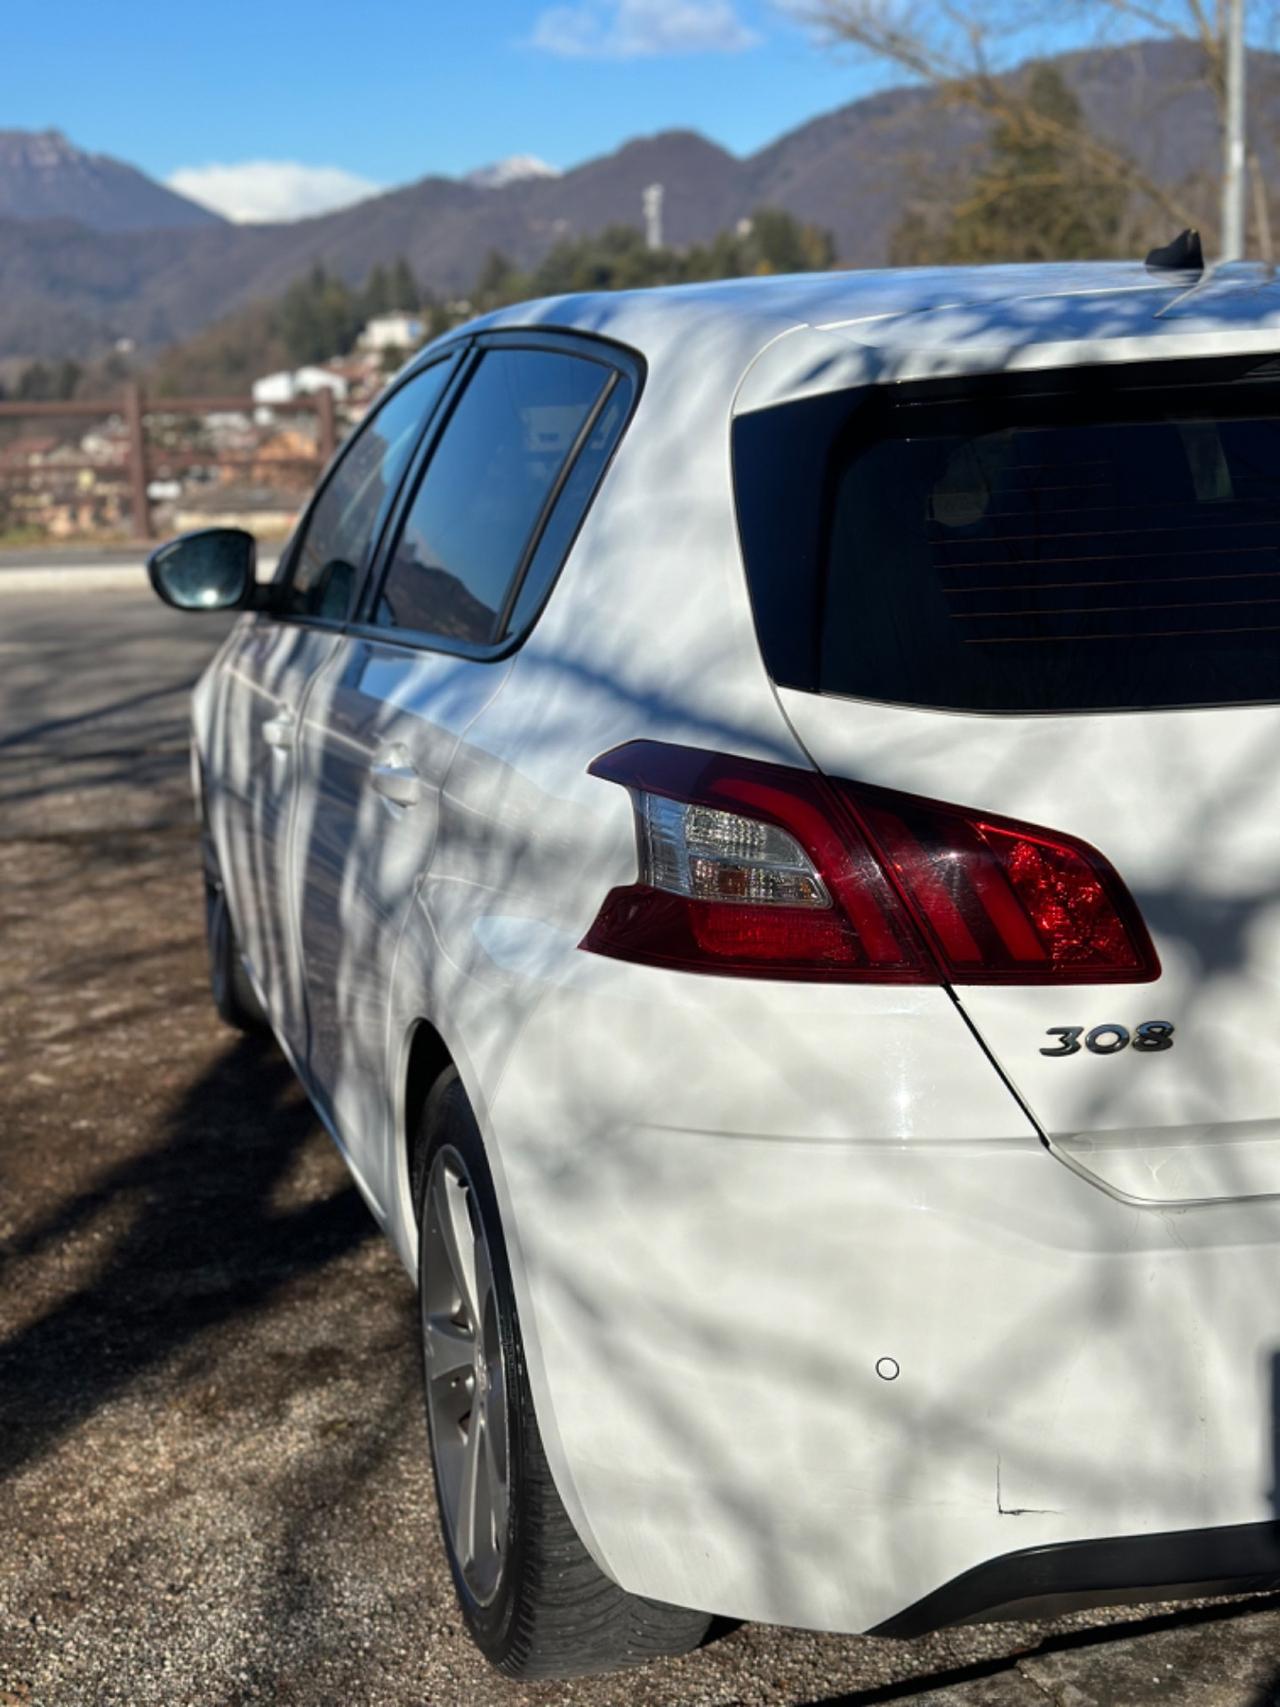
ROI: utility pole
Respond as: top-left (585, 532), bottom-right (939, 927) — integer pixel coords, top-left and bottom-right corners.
top-left (123, 381), bottom-right (151, 542)
top-left (1221, 0), bottom-right (1247, 260)
top-left (642, 183), bottom-right (664, 252)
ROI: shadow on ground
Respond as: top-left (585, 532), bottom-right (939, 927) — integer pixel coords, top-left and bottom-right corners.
top-left (0, 1034), bottom-right (375, 1485)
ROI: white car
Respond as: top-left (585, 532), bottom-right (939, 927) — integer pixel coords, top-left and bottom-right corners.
top-left (150, 257), bottom-right (1280, 1680)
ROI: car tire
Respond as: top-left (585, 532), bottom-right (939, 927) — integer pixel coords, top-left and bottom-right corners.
top-left (415, 1070), bottom-right (711, 1679)
top-left (202, 848), bottom-right (267, 1033)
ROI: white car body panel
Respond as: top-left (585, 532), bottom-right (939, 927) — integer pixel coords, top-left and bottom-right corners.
top-left (777, 689), bottom-right (1280, 1206)
top-left (204, 618), bottom-right (341, 1056)
top-left (291, 634), bottom-right (515, 1180)
top-left (186, 262), bottom-right (1280, 1635)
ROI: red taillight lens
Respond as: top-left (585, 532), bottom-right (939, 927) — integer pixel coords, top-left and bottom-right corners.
top-left (582, 742), bottom-right (1159, 985)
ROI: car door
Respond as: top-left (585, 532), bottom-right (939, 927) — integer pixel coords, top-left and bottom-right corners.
top-left (294, 338), bottom-right (632, 1193)
top-left (212, 356), bottom-right (457, 1057)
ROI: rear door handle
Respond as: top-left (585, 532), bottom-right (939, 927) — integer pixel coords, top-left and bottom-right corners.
top-left (262, 707), bottom-right (296, 749)
top-left (370, 747), bottom-right (422, 807)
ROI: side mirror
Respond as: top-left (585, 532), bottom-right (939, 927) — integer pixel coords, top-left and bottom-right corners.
top-left (147, 528), bottom-right (257, 612)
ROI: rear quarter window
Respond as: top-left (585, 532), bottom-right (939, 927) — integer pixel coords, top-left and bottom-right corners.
top-left (373, 347), bottom-right (614, 646)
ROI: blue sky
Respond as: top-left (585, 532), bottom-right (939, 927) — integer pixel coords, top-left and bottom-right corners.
top-left (9, 0), bottom-right (1136, 219)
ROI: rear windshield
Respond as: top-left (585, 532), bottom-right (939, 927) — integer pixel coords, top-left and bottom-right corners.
top-left (733, 359), bottom-right (1280, 713)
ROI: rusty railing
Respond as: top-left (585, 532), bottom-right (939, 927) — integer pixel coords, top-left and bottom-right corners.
top-left (0, 382), bottom-right (338, 542)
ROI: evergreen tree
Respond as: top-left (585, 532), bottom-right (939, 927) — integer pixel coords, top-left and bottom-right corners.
top-left (748, 208), bottom-right (836, 274)
top-left (475, 250), bottom-right (520, 308)
top-left (362, 263), bottom-right (392, 319)
top-left (52, 358), bottom-right (82, 400)
top-left (276, 265), bottom-right (361, 364)
top-left (277, 270), bottom-right (322, 363)
top-left (17, 362), bottom-right (53, 401)
top-left (388, 257), bottom-right (420, 311)
top-left (892, 64), bottom-right (1127, 265)
top-left (143, 211), bottom-right (839, 391)
top-left (888, 206), bottom-right (941, 269)
top-left (529, 225), bottom-right (661, 296)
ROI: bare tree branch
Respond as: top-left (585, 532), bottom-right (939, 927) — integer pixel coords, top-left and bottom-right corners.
top-left (793, 0), bottom-right (1250, 233)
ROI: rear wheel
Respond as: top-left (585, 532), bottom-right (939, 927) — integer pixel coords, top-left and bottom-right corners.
top-left (415, 1072), bottom-right (710, 1678)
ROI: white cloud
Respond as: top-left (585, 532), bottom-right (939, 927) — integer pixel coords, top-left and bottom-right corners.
top-left (165, 161), bottom-right (383, 224)
top-left (530, 0), bottom-right (758, 59)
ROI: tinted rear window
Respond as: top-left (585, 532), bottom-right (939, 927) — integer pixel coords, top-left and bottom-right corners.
top-left (734, 362), bottom-right (1280, 712)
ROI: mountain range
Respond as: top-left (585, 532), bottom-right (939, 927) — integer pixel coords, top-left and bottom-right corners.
top-left (1, 38), bottom-right (1275, 364)
top-left (0, 129), bottom-right (225, 233)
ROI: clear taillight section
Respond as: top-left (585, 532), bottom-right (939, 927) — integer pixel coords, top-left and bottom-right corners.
top-left (641, 795), bottom-right (830, 907)
top-left (582, 741), bottom-right (1159, 985)
top-left (583, 744), bottom-right (928, 981)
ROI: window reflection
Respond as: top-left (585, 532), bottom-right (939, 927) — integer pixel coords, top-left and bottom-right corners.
top-left (283, 356), bottom-right (455, 622)
top-left (376, 349), bottom-right (609, 643)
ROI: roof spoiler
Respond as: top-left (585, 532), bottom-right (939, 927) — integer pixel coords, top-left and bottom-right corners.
top-left (1145, 229), bottom-right (1205, 273)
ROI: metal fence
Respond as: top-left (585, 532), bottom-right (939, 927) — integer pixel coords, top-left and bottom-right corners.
top-left (0, 383), bottom-right (338, 543)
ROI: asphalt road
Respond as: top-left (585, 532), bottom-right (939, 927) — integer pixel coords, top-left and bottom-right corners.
top-left (4, 588), bottom-right (1280, 1707)
top-left (0, 545), bottom-right (156, 568)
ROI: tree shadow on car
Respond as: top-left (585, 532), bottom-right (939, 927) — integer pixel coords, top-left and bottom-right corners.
top-left (800, 1350), bottom-right (1280, 1706)
top-left (0, 1030), bottom-right (376, 1484)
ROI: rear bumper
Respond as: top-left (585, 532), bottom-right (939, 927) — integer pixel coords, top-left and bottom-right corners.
top-left (482, 952), bottom-right (1280, 1634)
top-left (876, 1522), bottom-right (1280, 1634)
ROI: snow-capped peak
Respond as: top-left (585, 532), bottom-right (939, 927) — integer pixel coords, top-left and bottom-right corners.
top-left (466, 155), bottom-right (561, 190)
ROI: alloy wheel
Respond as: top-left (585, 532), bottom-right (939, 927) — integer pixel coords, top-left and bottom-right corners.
top-left (421, 1145), bottom-right (511, 1605)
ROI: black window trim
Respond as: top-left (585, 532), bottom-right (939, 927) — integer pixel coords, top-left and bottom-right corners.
top-left (344, 326), bottom-right (645, 663)
top-left (265, 339), bottom-right (473, 633)
top-left (493, 367), bottom-right (620, 638)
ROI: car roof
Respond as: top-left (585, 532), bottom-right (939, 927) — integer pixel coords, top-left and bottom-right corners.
top-left (468, 262), bottom-right (1280, 390)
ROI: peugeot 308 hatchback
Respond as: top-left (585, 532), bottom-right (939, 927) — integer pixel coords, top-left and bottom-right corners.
top-left (150, 263), bottom-right (1280, 1679)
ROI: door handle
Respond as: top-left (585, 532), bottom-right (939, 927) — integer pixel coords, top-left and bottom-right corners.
top-left (262, 707), bottom-right (296, 750)
top-left (370, 748), bottom-right (422, 807)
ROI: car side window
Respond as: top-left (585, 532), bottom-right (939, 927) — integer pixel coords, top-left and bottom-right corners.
top-left (280, 354), bottom-right (458, 623)
top-left (500, 373), bottom-right (633, 639)
top-left (373, 348), bottom-right (611, 645)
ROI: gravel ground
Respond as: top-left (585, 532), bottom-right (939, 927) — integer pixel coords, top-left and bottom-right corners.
top-left (4, 589), bottom-right (1280, 1707)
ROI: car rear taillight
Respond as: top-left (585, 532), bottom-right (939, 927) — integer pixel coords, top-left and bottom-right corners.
top-left (582, 742), bottom-right (1159, 984)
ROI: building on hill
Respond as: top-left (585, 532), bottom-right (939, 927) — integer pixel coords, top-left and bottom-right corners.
top-left (325, 354), bottom-right (385, 405)
top-left (252, 366), bottom-right (349, 407)
top-left (358, 313), bottom-right (425, 353)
